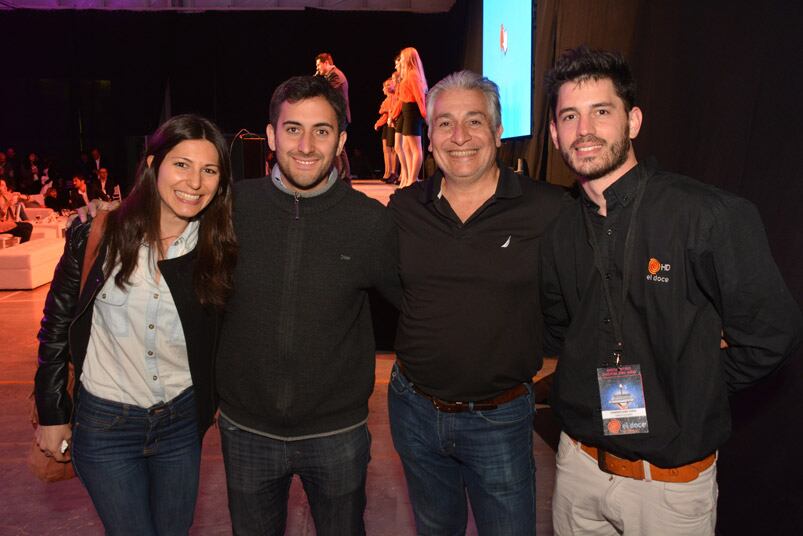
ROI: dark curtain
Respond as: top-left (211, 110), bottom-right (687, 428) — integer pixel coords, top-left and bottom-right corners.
top-left (632, 2), bottom-right (803, 534)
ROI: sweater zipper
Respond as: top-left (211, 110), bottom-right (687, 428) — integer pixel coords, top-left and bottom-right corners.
top-left (294, 192), bottom-right (300, 220)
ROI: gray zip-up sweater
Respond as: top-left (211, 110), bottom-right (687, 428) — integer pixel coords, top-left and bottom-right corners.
top-left (217, 176), bottom-right (400, 438)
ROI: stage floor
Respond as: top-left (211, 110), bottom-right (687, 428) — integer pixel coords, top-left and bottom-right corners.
top-left (0, 180), bottom-right (560, 535)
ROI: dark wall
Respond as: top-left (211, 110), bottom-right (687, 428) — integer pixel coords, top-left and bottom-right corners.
top-left (0, 6), bottom-right (469, 186)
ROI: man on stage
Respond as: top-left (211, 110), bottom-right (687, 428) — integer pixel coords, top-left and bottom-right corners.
top-left (315, 52), bottom-right (351, 181)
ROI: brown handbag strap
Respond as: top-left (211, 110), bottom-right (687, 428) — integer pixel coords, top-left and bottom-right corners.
top-left (79, 210), bottom-right (108, 295)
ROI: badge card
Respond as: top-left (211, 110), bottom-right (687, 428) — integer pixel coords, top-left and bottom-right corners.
top-left (596, 364), bottom-right (649, 435)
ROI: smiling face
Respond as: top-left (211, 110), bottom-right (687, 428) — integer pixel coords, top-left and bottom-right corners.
top-left (267, 96), bottom-right (346, 194)
top-left (549, 77), bottom-right (641, 182)
top-left (153, 139), bottom-right (220, 232)
top-left (429, 88), bottom-right (502, 185)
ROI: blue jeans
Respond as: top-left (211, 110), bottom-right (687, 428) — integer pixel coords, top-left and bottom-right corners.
top-left (388, 363), bottom-right (536, 536)
top-left (219, 414), bottom-right (371, 536)
top-left (71, 386), bottom-right (201, 536)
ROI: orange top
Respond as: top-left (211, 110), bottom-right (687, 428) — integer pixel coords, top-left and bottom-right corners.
top-left (391, 71), bottom-right (426, 119)
top-left (374, 94), bottom-right (394, 130)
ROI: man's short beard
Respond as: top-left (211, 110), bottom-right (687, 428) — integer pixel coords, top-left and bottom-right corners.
top-left (277, 161), bottom-right (334, 192)
top-left (561, 126), bottom-right (631, 181)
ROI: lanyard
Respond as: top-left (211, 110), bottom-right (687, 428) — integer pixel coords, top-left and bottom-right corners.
top-left (582, 172), bottom-right (649, 367)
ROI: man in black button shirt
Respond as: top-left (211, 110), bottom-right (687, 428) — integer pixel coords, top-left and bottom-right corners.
top-left (388, 71), bottom-right (564, 535)
top-left (541, 46), bottom-right (802, 535)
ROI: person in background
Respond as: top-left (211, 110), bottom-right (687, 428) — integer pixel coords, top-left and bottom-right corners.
top-left (375, 77), bottom-right (398, 183)
top-left (34, 114), bottom-right (237, 535)
top-left (0, 178), bottom-right (33, 242)
top-left (389, 63), bottom-right (408, 187)
top-left (315, 52), bottom-right (352, 181)
top-left (391, 47), bottom-right (428, 188)
top-left (19, 152), bottom-right (44, 194)
top-left (91, 167), bottom-right (118, 201)
top-left (88, 147), bottom-right (108, 181)
top-left (4, 147), bottom-right (20, 189)
top-left (67, 175), bottom-right (90, 210)
top-left (44, 186), bottom-right (64, 212)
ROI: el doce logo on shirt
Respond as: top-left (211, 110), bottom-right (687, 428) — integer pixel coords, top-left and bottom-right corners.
top-left (646, 257), bottom-right (671, 283)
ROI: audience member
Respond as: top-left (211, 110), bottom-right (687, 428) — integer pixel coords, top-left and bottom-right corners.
top-left (91, 167), bottom-right (117, 201)
top-left (44, 186), bottom-right (64, 212)
top-left (0, 178), bottom-right (33, 242)
top-left (67, 175), bottom-right (90, 209)
top-left (4, 147), bottom-right (20, 189)
top-left (19, 152), bottom-right (45, 194)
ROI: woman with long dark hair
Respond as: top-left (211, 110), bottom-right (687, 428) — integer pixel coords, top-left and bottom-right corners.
top-left (34, 114), bottom-right (237, 535)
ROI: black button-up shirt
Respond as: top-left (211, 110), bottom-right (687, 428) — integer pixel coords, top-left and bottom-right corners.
top-left (389, 165), bottom-right (564, 401)
top-left (541, 163), bottom-right (803, 467)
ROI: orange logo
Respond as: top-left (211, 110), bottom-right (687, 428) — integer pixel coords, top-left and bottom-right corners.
top-left (607, 419), bottom-right (622, 434)
top-left (648, 258), bottom-right (661, 275)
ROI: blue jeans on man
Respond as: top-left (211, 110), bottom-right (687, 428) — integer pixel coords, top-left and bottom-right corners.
top-left (71, 386), bottom-right (201, 536)
top-left (219, 414), bottom-right (371, 536)
top-left (388, 363), bottom-right (536, 536)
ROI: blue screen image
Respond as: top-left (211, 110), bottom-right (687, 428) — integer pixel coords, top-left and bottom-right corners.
top-left (482, 0), bottom-right (533, 139)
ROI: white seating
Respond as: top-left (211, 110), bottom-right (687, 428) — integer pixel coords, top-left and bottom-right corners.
top-left (0, 238), bottom-right (65, 289)
top-left (25, 207), bottom-right (55, 220)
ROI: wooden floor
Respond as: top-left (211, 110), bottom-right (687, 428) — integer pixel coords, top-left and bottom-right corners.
top-left (0, 180), bottom-right (560, 535)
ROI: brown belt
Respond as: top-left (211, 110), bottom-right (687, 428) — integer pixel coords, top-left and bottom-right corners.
top-left (411, 383), bottom-right (529, 413)
top-left (574, 438), bottom-right (715, 483)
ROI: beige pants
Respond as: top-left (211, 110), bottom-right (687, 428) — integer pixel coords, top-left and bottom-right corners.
top-left (552, 432), bottom-right (717, 536)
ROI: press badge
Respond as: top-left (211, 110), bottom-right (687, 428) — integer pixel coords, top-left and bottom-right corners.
top-left (596, 364), bottom-right (649, 435)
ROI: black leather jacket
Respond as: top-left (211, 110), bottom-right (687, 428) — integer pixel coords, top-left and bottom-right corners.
top-left (34, 219), bottom-right (220, 438)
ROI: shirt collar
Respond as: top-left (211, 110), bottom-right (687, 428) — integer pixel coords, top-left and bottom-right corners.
top-left (421, 161), bottom-right (522, 204)
top-left (581, 163), bottom-right (642, 212)
top-left (165, 219), bottom-right (200, 259)
top-left (271, 164), bottom-right (338, 198)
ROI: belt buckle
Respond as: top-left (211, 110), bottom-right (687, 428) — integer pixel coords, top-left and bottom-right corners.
top-left (597, 449), bottom-right (641, 479)
top-left (432, 398), bottom-right (464, 413)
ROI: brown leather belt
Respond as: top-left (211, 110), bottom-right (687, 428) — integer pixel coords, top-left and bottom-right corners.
top-left (411, 383), bottom-right (529, 413)
top-left (574, 439), bottom-right (715, 483)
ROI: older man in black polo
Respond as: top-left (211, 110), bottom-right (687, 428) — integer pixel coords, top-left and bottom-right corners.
top-left (388, 71), bottom-right (564, 535)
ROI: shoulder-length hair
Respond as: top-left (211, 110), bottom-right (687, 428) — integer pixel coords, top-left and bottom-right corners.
top-left (103, 114), bottom-right (237, 309)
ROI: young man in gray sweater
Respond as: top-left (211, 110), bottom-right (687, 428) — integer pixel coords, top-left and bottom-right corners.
top-left (216, 76), bottom-right (400, 536)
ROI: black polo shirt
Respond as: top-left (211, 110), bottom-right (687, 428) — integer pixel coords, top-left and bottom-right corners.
top-left (389, 164), bottom-right (565, 401)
